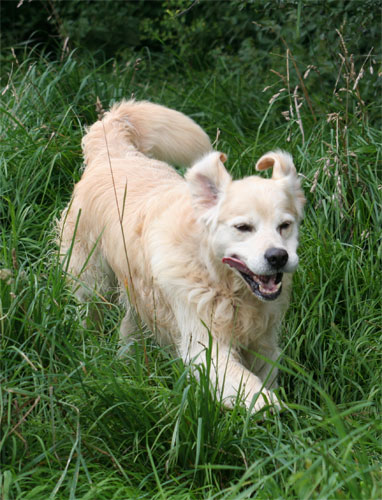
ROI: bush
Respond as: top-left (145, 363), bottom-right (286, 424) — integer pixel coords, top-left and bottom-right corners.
top-left (2, 0), bottom-right (381, 66)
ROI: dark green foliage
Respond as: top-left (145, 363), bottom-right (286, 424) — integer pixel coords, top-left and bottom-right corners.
top-left (2, 1), bottom-right (381, 68)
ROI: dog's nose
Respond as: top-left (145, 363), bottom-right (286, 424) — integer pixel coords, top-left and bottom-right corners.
top-left (265, 248), bottom-right (288, 269)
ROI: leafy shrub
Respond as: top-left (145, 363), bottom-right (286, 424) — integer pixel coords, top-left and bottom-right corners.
top-left (2, 0), bottom-right (381, 65)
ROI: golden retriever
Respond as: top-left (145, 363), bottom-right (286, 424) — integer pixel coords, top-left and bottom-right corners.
top-left (58, 100), bottom-right (305, 412)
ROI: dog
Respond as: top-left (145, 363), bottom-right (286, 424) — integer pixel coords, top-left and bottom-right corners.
top-left (58, 100), bottom-right (305, 412)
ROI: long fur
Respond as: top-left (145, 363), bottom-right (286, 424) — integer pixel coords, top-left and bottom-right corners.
top-left (58, 100), bottom-right (305, 412)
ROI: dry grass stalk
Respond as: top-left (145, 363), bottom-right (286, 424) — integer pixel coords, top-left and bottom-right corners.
top-left (95, 96), bottom-right (105, 120)
top-left (293, 85), bottom-right (305, 145)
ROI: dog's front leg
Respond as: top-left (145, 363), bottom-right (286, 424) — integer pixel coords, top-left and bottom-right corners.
top-left (211, 345), bottom-right (280, 412)
top-left (182, 330), bottom-right (280, 413)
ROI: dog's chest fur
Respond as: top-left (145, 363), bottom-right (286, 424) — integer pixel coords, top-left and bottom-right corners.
top-left (121, 220), bottom-right (291, 355)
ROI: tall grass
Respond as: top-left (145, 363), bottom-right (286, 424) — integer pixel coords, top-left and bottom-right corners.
top-left (0, 41), bottom-right (381, 499)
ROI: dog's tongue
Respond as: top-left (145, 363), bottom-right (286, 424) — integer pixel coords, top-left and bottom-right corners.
top-left (222, 256), bottom-right (251, 275)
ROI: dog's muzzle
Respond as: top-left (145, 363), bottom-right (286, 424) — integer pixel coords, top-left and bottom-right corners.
top-left (222, 256), bottom-right (283, 301)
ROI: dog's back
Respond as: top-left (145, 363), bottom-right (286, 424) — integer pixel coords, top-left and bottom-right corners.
top-left (58, 100), bottom-right (212, 323)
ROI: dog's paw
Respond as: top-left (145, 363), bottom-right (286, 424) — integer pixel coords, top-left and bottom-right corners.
top-left (248, 389), bottom-right (284, 414)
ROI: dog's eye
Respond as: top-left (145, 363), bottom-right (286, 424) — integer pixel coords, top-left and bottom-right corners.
top-left (234, 223), bottom-right (253, 232)
top-left (279, 222), bottom-right (291, 232)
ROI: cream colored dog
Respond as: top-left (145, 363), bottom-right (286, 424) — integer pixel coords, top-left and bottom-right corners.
top-left (58, 100), bottom-right (305, 412)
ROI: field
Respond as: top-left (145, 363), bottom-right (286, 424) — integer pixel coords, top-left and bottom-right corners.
top-left (0, 6), bottom-right (381, 499)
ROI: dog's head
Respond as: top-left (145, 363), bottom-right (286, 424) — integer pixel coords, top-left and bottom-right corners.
top-left (186, 151), bottom-right (305, 301)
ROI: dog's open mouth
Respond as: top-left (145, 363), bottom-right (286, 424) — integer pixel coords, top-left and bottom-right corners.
top-left (222, 256), bottom-right (282, 301)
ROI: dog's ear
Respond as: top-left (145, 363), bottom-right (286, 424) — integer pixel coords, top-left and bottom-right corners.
top-left (256, 150), bottom-right (306, 218)
top-left (186, 152), bottom-right (231, 209)
top-left (256, 150), bottom-right (297, 179)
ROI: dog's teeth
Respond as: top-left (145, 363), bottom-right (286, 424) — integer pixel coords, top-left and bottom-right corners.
top-left (259, 281), bottom-right (281, 295)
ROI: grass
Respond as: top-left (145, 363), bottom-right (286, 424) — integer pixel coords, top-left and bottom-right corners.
top-left (0, 37), bottom-right (381, 499)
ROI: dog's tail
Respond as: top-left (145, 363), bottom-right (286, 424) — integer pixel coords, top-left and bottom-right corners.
top-left (82, 99), bottom-right (212, 169)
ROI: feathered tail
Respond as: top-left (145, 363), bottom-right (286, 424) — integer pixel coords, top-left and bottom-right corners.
top-left (81, 100), bottom-right (212, 169)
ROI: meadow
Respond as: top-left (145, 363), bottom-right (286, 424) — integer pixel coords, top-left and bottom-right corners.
top-left (0, 7), bottom-right (381, 499)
